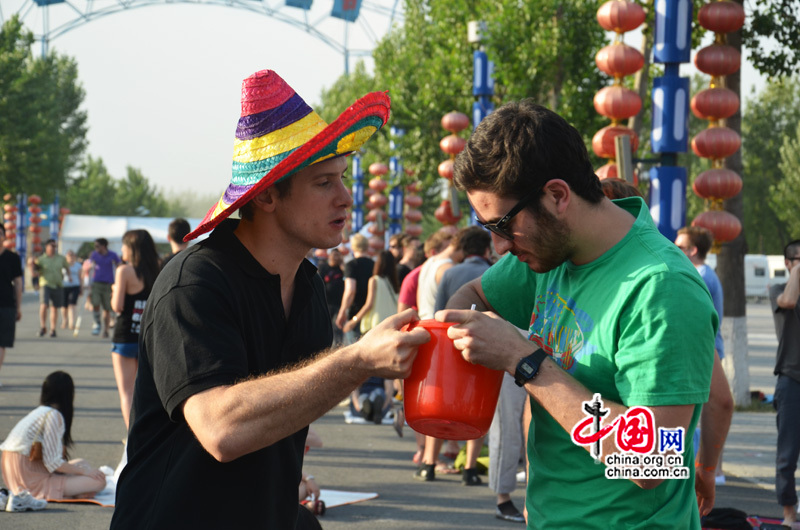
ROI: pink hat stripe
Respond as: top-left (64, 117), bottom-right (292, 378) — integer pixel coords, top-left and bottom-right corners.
top-left (235, 93), bottom-right (312, 141)
top-left (240, 70), bottom-right (295, 116)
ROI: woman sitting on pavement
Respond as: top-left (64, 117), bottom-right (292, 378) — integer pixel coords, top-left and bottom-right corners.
top-left (0, 371), bottom-right (106, 510)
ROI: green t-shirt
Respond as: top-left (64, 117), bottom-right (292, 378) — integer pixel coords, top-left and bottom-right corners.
top-left (482, 197), bottom-right (716, 530)
top-left (36, 253), bottom-right (68, 288)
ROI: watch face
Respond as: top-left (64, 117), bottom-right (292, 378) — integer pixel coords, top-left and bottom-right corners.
top-left (520, 363), bottom-right (535, 376)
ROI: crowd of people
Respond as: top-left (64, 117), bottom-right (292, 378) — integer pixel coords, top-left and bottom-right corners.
top-left (0, 65), bottom-right (792, 530)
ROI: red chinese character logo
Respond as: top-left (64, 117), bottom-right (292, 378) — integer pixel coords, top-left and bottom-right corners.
top-left (615, 406), bottom-right (655, 454)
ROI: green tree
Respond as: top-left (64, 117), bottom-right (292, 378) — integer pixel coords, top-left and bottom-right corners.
top-left (742, 0), bottom-right (800, 77)
top-left (742, 78), bottom-right (800, 253)
top-left (772, 120), bottom-right (800, 239)
top-left (0, 16), bottom-right (87, 200)
top-left (64, 156), bottom-right (186, 217)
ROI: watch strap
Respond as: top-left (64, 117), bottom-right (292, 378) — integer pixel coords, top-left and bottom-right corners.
top-left (514, 349), bottom-right (549, 387)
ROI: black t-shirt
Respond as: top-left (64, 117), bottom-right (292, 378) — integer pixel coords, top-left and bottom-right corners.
top-left (0, 250), bottom-right (22, 308)
top-left (318, 262), bottom-right (344, 314)
top-left (344, 256), bottom-right (374, 318)
top-left (111, 219), bottom-right (332, 530)
top-left (397, 263), bottom-right (412, 286)
top-left (770, 282), bottom-right (800, 383)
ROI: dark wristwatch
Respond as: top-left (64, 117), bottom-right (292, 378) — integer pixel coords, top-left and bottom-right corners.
top-left (514, 349), bottom-right (549, 387)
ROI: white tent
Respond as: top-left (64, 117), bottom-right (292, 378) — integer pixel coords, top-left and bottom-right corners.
top-left (59, 215), bottom-right (206, 256)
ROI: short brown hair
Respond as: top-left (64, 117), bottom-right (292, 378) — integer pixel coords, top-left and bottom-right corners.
top-left (423, 229), bottom-right (453, 256)
top-left (600, 178), bottom-right (643, 200)
top-left (677, 226), bottom-right (713, 259)
top-left (238, 178), bottom-right (294, 221)
top-left (452, 226), bottom-right (491, 257)
top-left (453, 100), bottom-right (603, 209)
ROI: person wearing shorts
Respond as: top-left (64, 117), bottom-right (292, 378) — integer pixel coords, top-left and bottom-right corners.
top-left (35, 240), bottom-right (69, 338)
top-left (88, 238), bottom-right (120, 339)
top-left (61, 250), bottom-right (82, 330)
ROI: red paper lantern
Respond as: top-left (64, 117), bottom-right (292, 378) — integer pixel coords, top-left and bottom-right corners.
top-left (33, 245), bottom-right (42, 253)
top-left (28, 205), bottom-right (41, 215)
top-left (368, 224), bottom-right (385, 236)
top-left (2, 212), bottom-right (13, 221)
top-left (2, 204), bottom-right (16, 213)
top-left (406, 181), bottom-right (422, 194)
top-left (314, 249), bottom-right (328, 259)
top-left (698, 0), bottom-right (745, 34)
top-left (592, 125), bottom-right (639, 159)
top-left (29, 215), bottom-right (41, 224)
top-left (441, 111), bottom-right (470, 133)
top-left (434, 199), bottom-right (461, 225)
top-left (2, 193), bottom-right (12, 201)
top-left (691, 127), bottom-right (741, 159)
top-left (59, 207), bottom-right (70, 215)
top-left (369, 177), bottom-right (388, 192)
top-left (438, 159), bottom-right (454, 180)
top-left (692, 210), bottom-right (741, 243)
top-left (368, 193), bottom-right (388, 209)
top-left (593, 86), bottom-right (642, 120)
top-left (369, 163), bottom-right (389, 176)
top-left (366, 210), bottom-right (388, 222)
top-left (368, 236), bottom-right (385, 251)
top-left (3, 222), bottom-right (15, 231)
top-left (29, 225), bottom-right (41, 234)
top-left (596, 163), bottom-right (618, 180)
top-left (440, 135), bottom-right (466, 155)
top-left (691, 87), bottom-right (739, 121)
top-left (405, 223), bottom-right (423, 237)
top-left (694, 44), bottom-right (741, 77)
top-left (32, 235), bottom-right (41, 244)
top-left (596, 0), bottom-right (646, 33)
top-left (692, 168), bottom-right (743, 200)
top-left (2, 240), bottom-right (14, 250)
top-left (28, 195), bottom-right (41, 205)
top-left (595, 44), bottom-right (644, 78)
top-left (404, 209), bottom-right (423, 223)
top-left (405, 195), bottom-right (423, 208)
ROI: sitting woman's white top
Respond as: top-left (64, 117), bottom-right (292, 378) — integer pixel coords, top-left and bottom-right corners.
top-left (0, 405), bottom-right (66, 473)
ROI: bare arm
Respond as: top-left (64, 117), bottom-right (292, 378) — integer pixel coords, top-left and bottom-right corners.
top-left (336, 278), bottom-right (357, 329)
top-left (777, 262), bottom-right (800, 309)
top-left (182, 309), bottom-right (430, 462)
top-left (111, 265), bottom-right (128, 313)
top-left (695, 352), bottom-right (734, 516)
top-left (444, 277), bottom-right (495, 312)
top-left (345, 276), bottom-right (377, 332)
top-left (437, 308), bottom-right (696, 490)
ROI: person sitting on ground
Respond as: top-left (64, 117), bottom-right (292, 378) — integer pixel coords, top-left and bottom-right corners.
top-left (0, 371), bottom-right (106, 510)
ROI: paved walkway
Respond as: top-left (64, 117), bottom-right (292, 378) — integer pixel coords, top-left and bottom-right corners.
top-left (0, 295), bottom-right (788, 528)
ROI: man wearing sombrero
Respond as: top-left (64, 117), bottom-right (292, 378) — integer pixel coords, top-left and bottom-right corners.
top-left (110, 70), bottom-right (430, 529)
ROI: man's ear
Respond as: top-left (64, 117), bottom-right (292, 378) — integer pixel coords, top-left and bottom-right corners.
top-left (250, 187), bottom-right (279, 214)
top-left (543, 179), bottom-right (571, 215)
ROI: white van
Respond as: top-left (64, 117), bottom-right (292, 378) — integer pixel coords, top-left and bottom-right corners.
top-left (745, 254), bottom-right (770, 299)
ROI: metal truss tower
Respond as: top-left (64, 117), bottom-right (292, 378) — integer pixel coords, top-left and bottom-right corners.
top-left (0, 0), bottom-right (402, 73)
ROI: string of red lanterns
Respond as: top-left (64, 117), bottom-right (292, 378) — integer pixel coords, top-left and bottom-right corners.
top-left (690, 0), bottom-right (746, 251)
top-left (593, 0), bottom-right (645, 180)
top-left (436, 111), bottom-right (468, 226)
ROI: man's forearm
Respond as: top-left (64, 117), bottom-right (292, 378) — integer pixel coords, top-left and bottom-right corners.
top-left (445, 278), bottom-right (490, 311)
top-left (697, 354), bottom-right (733, 471)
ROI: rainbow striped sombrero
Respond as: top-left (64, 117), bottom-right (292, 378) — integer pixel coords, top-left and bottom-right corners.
top-left (185, 69), bottom-right (390, 241)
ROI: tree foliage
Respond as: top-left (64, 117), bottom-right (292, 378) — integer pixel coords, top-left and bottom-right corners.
top-left (742, 0), bottom-right (800, 78)
top-left (740, 78), bottom-right (800, 253)
top-left (0, 16), bottom-right (87, 201)
top-left (64, 156), bottom-right (185, 218)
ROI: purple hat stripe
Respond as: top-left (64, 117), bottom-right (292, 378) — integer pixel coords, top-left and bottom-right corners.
top-left (235, 93), bottom-right (312, 141)
top-left (222, 183), bottom-right (252, 205)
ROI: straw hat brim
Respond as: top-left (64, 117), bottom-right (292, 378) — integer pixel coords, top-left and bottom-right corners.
top-left (185, 91), bottom-right (390, 241)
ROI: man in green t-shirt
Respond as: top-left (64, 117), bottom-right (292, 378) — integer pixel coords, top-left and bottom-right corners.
top-left (436, 101), bottom-right (720, 529)
top-left (35, 239), bottom-right (70, 338)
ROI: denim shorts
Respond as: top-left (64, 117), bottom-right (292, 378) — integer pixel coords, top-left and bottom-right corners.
top-left (111, 342), bottom-right (139, 359)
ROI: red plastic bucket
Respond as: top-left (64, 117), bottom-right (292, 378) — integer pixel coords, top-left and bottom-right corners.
top-left (403, 319), bottom-right (504, 440)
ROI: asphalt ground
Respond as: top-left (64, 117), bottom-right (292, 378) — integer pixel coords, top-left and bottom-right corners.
top-left (0, 294), bottom-right (789, 528)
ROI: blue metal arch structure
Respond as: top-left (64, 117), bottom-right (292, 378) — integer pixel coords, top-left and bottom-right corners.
top-left (0, 0), bottom-right (402, 71)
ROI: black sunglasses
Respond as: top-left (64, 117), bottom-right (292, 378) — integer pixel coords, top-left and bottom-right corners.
top-left (475, 187), bottom-right (542, 241)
